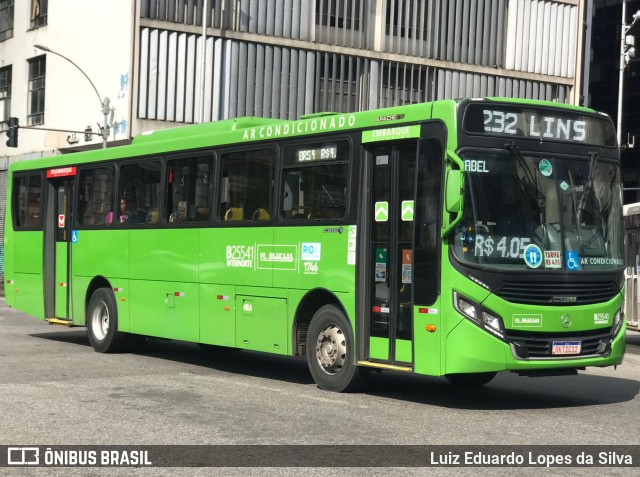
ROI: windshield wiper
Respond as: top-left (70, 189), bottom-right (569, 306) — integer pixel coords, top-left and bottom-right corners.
top-left (576, 149), bottom-right (601, 223)
top-left (505, 141), bottom-right (547, 242)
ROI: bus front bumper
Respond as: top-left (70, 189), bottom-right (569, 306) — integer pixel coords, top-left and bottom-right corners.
top-left (444, 318), bottom-right (626, 375)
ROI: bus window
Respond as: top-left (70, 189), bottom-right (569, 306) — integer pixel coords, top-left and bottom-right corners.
top-left (165, 156), bottom-right (214, 224)
top-left (281, 140), bottom-right (349, 220)
top-left (119, 161), bottom-right (161, 225)
top-left (77, 167), bottom-right (115, 226)
top-left (413, 139), bottom-right (443, 306)
top-left (13, 174), bottom-right (43, 229)
top-left (219, 149), bottom-right (275, 222)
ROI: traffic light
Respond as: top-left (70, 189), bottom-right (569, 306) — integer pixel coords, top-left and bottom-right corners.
top-left (6, 116), bottom-right (19, 148)
top-left (624, 35), bottom-right (636, 65)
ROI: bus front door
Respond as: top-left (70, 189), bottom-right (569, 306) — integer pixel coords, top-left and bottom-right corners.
top-left (44, 178), bottom-right (74, 320)
top-left (365, 143), bottom-right (418, 367)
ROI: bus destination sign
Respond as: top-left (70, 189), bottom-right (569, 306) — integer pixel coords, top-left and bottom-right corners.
top-left (462, 104), bottom-right (616, 147)
top-left (296, 145), bottom-right (338, 163)
top-left (47, 166), bottom-right (77, 178)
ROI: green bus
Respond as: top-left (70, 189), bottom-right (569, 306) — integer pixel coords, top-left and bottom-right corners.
top-left (4, 98), bottom-right (626, 391)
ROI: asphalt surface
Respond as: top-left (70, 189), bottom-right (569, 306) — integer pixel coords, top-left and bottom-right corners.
top-left (0, 298), bottom-right (639, 476)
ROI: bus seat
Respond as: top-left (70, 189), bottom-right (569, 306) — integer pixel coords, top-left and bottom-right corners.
top-left (146, 209), bottom-right (159, 224)
top-left (225, 207), bottom-right (244, 221)
top-left (253, 208), bottom-right (270, 221)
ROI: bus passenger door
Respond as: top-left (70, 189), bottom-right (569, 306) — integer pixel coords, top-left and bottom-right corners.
top-left (44, 178), bottom-right (74, 320)
top-left (365, 142), bottom-right (418, 367)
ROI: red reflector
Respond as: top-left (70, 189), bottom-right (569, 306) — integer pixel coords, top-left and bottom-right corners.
top-left (372, 306), bottom-right (382, 313)
top-left (217, 295), bottom-right (224, 300)
top-left (419, 308), bottom-right (429, 314)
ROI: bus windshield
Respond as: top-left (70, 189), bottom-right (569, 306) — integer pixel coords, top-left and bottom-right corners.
top-left (452, 150), bottom-right (624, 272)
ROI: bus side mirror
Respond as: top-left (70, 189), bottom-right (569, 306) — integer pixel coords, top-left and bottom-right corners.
top-left (445, 169), bottom-right (462, 213)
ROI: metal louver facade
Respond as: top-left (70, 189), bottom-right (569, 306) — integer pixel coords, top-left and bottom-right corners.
top-left (135, 0), bottom-right (583, 125)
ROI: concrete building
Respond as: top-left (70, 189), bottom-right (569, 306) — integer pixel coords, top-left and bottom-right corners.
top-left (589, 0), bottom-right (640, 203)
top-left (0, 0), bottom-right (592, 279)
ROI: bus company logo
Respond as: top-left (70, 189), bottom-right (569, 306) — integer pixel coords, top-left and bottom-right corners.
top-left (8, 447), bottom-right (40, 465)
top-left (301, 243), bottom-right (321, 261)
top-left (512, 315), bottom-right (542, 327)
top-left (551, 296), bottom-right (577, 303)
top-left (257, 245), bottom-right (297, 270)
top-left (375, 114), bottom-right (405, 122)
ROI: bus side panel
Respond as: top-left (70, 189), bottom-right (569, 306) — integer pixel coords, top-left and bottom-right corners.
top-left (12, 232), bottom-right (45, 318)
top-left (412, 299), bottom-right (442, 376)
top-left (3, 225), bottom-right (16, 307)
top-left (272, 226), bottom-right (355, 293)
top-left (199, 284), bottom-right (236, 347)
top-left (199, 228), bottom-right (274, 287)
top-left (127, 229), bottom-right (200, 340)
top-left (71, 230), bottom-right (130, 326)
top-left (129, 280), bottom-right (199, 341)
top-left (235, 293), bottom-right (288, 355)
top-left (129, 229), bottom-right (199, 283)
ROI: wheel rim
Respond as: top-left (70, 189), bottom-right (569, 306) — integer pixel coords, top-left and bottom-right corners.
top-left (315, 323), bottom-right (347, 375)
top-left (91, 300), bottom-right (109, 341)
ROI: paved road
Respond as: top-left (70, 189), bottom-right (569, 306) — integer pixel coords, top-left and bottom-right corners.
top-left (0, 299), bottom-right (639, 476)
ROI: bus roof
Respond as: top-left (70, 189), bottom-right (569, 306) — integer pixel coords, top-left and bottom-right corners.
top-left (8, 98), bottom-right (601, 173)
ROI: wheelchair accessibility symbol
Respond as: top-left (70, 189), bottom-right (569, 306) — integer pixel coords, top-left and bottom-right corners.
top-left (565, 250), bottom-right (580, 270)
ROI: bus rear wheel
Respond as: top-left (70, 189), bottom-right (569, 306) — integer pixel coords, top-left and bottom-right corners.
top-left (306, 305), bottom-right (367, 392)
top-left (86, 288), bottom-right (129, 353)
top-left (445, 372), bottom-right (497, 387)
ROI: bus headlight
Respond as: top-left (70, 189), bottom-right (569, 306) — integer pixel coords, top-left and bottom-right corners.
top-left (481, 311), bottom-right (505, 338)
top-left (453, 292), bottom-right (505, 339)
top-left (611, 308), bottom-right (624, 337)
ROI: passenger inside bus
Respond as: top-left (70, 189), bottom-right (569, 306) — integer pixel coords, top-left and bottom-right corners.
top-left (119, 197), bottom-right (130, 223)
top-left (170, 201), bottom-right (188, 222)
top-left (100, 201), bottom-right (113, 225)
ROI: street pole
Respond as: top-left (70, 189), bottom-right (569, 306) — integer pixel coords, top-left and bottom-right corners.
top-left (34, 44), bottom-right (113, 148)
top-left (617, 0), bottom-right (627, 147)
top-left (617, 1), bottom-right (640, 148)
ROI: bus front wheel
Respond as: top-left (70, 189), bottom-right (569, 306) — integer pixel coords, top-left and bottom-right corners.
top-left (306, 305), bottom-right (367, 392)
top-left (86, 288), bottom-right (129, 353)
top-left (445, 372), bottom-right (497, 387)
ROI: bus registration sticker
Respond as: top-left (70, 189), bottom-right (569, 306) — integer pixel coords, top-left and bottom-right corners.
top-left (552, 341), bottom-right (581, 356)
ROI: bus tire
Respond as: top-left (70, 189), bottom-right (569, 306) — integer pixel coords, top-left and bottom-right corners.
top-left (445, 372), bottom-right (496, 387)
top-left (86, 288), bottom-right (128, 353)
top-left (306, 304), bottom-right (367, 392)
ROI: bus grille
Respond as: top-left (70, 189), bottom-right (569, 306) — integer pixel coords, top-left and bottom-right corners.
top-left (505, 329), bottom-right (612, 359)
top-left (494, 281), bottom-right (619, 305)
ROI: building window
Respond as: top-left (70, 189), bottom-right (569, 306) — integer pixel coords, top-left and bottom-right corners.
top-left (31, 0), bottom-right (47, 28)
top-left (28, 56), bottom-right (46, 126)
top-left (0, 65), bottom-right (11, 131)
top-left (0, 0), bottom-right (14, 41)
top-left (315, 0), bottom-right (361, 30)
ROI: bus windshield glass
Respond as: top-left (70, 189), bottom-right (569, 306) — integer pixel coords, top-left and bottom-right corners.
top-left (452, 150), bottom-right (624, 272)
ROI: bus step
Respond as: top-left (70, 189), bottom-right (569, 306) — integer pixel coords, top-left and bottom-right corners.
top-left (357, 361), bottom-right (412, 372)
top-left (46, 318), bottom-right (74, 327)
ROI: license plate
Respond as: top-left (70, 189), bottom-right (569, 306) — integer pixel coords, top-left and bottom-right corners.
top-left (552, 341), bottom-right (581, 355)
